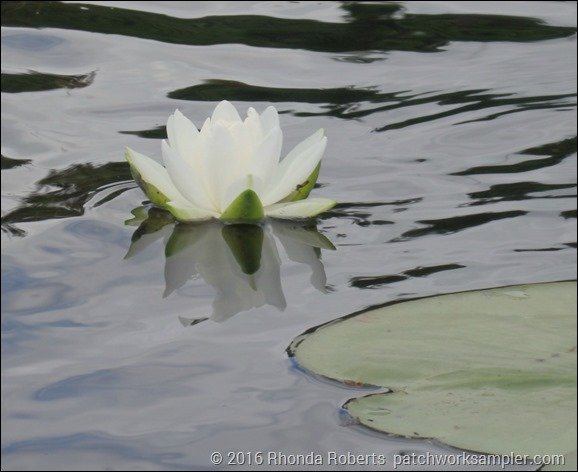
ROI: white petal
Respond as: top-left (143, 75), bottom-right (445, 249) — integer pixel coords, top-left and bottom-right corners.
top-left (200, 117), bottom-right (211, 136)
top-left (262, 135), bottom-right (327, 205)
top-left (125, 147), bottom-right (184, 202)
top-left (161, 140), bottom-right (216, 211)
top-left (283, 128), bottom-right (325, 157)
top-left (262, 128), bottom-right (324, 202)
top-left (204, 123), bottom-right (240, 211)
top-left (227, 121), bottom-right (250, 164)
top-left (165, 200), bottom-right (217, 222)
top-left (265, 198), bottom-right (336, 219)
top-left (166, 110), bottom-right (200, 167)
top-left (211, 100), bottom-right (241, 124)
top-left (171, 111), bottom-right (214, 202)
top-left (260, 106), bottom-right (280, 135)
top-left (221, 174), bottom-right (265, 211)
top-left (249, 126), bottom-right (282, 187)
top-left (235, 108), bottom-right (261, 165)
top-left (283, 128), bottom-right (324, 165)
top-left (244, 107), bottom-right (263, 144)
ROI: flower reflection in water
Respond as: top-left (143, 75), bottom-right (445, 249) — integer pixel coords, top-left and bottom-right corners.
top-left (125, 207), bottom-right (335, 322)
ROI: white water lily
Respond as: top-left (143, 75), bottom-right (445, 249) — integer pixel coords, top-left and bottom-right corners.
top-left (125, 101), bottom-right (336, 223)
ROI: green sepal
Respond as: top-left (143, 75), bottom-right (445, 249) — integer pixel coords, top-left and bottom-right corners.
top-left (281, 162), bottom-right (321, 203)
top-left (220, 189), bottom-right (265, 224)
top-left (125, 149), bottom-right (169, 207)
top-left (221, 224), bottom-right (264, 275)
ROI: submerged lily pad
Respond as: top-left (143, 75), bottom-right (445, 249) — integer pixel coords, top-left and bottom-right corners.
top-left (290, 282), bottom-right (577, 456)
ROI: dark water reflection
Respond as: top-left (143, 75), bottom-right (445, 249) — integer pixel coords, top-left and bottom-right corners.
top-left (2, 1), bottom-right (576, 470)
top-left (2, 1), bottom-right (574, 52)
top-left (350, 263), bottom-right (466, 289)
top-left (394, 210), bottom-right (528, 241)
top-left (2, 162), bottom-right (133, 232)
top-left (453, 136), bottom-right (577, 175)
top-left (1, 154), bottom-right (31, 170)
top-left (170, 82), bottom-right (576, 127)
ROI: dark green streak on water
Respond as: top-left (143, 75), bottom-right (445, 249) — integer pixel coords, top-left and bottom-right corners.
top-left (466, 182), bottom-right (576, 206)
top-left (1, 71), bottom-right (95, 93)
top-left (1, 162), bottom-right (132, 234)
top-left (168, 80), bottom-right (388, 104)
top-left (350, 263), bottom-right (465, 289)
top-left (372, 92), bottom-right (575, 132)
top-left (166, 81), bottom-right (575, 127)
top-left (2, 2), bottom-right (575, 53)
top-left (1, 155), bottom-right (32, 169)
top-left (120, 127), bottom-right (168, 140)
top-left (394, 211), bottom-right (528, 241)
top-left (453, 137), bottom-right (577, 176)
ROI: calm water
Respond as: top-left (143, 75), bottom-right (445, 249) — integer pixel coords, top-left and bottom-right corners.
top-left (1, 1), bottom-right (576, 470)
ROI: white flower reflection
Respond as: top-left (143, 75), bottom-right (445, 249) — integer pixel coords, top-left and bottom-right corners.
top-left (125, 208), bottom-right (335, 322)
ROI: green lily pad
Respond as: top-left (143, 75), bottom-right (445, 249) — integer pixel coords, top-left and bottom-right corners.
top-left (290, 282), bottom-right (577, 456)
top-left (542, 450), bottom-right (576, 471)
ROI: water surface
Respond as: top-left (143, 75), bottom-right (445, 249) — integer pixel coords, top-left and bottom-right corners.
top-left (1, 1), bottom-right (576, 470)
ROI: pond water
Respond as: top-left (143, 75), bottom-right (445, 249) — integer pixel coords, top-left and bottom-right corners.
top-left (1, 1), bottom-right (576, 470)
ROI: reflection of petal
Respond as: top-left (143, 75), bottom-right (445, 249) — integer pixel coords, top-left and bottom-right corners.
top-left (124, 207), bottom-right (150, 226)
top-left (160, 221), bottom-right (284, 321)
top-left (271, 222), bottom-right (331, 292)
top-left (271, 221), bottom-right (336, 250)
top-left (204, 245), bottom-right (262, 322)
top-left (126, 208), bottom-right (334, 322)
top-left (256, 226), bottom-right (286, 310)
top-left (125, 224), bottom-right (172, 259)
top-left (124, 207), bottom-right (174, 259)
top-left (280, 237), bottom-right (326, 292)
top-left (163, 224), bottom-right (213, 297)
top-left (211, 227), bottom-right (285, 322)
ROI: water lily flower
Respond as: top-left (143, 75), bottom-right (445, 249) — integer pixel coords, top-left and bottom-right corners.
top-left (125, 101), bottom-right (336, 223)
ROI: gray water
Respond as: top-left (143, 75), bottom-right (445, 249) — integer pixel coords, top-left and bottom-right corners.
top-left (1, 1), bottom-right (576, 470)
